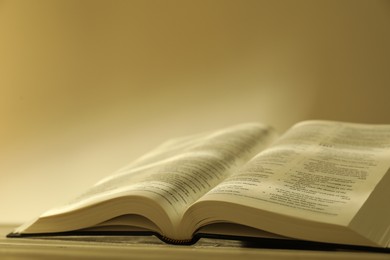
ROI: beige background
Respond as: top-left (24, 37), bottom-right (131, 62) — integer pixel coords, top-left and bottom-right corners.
top-left (1, 0), bottom-right (390, 223)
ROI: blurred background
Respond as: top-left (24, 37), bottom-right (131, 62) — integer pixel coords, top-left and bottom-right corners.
top-left (1, 0), bottom-right (390, 224)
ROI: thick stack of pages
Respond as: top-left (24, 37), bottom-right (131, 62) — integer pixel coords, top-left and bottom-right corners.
top-left (8, 121), bottom-right (390, 248)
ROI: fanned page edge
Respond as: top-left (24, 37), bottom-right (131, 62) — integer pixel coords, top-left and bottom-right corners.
top-left (9, 122), bottom-right (278, 242)
top-left (180, 120), bottom-right (390, 247)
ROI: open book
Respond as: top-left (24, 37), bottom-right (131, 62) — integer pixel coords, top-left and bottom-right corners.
top-left (8, 120), bottom-right (390, 248)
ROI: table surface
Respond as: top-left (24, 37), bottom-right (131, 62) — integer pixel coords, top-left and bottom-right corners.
top-left (1, 225), bottom-right (389, 260)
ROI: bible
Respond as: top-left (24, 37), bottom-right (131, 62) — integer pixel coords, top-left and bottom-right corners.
top-left (8, 120), bottom-right (390, 248)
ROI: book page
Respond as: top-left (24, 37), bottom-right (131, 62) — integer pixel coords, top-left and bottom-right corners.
top-left (41, 123), bottom-right (278, 227)
top-left (199, 120), bottom-right (390, 225)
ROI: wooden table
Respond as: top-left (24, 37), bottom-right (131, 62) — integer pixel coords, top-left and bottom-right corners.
top-left (1, 225), bottom-right (389, 259)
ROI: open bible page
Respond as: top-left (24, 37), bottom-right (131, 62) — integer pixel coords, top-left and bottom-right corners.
top-left (35, 123), bottom-right (277, 234)
top-left (196, 121), bottom-right (390, 226)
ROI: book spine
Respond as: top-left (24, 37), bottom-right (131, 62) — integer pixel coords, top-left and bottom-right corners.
top-left (157, 235), bottom-right (198, 245)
